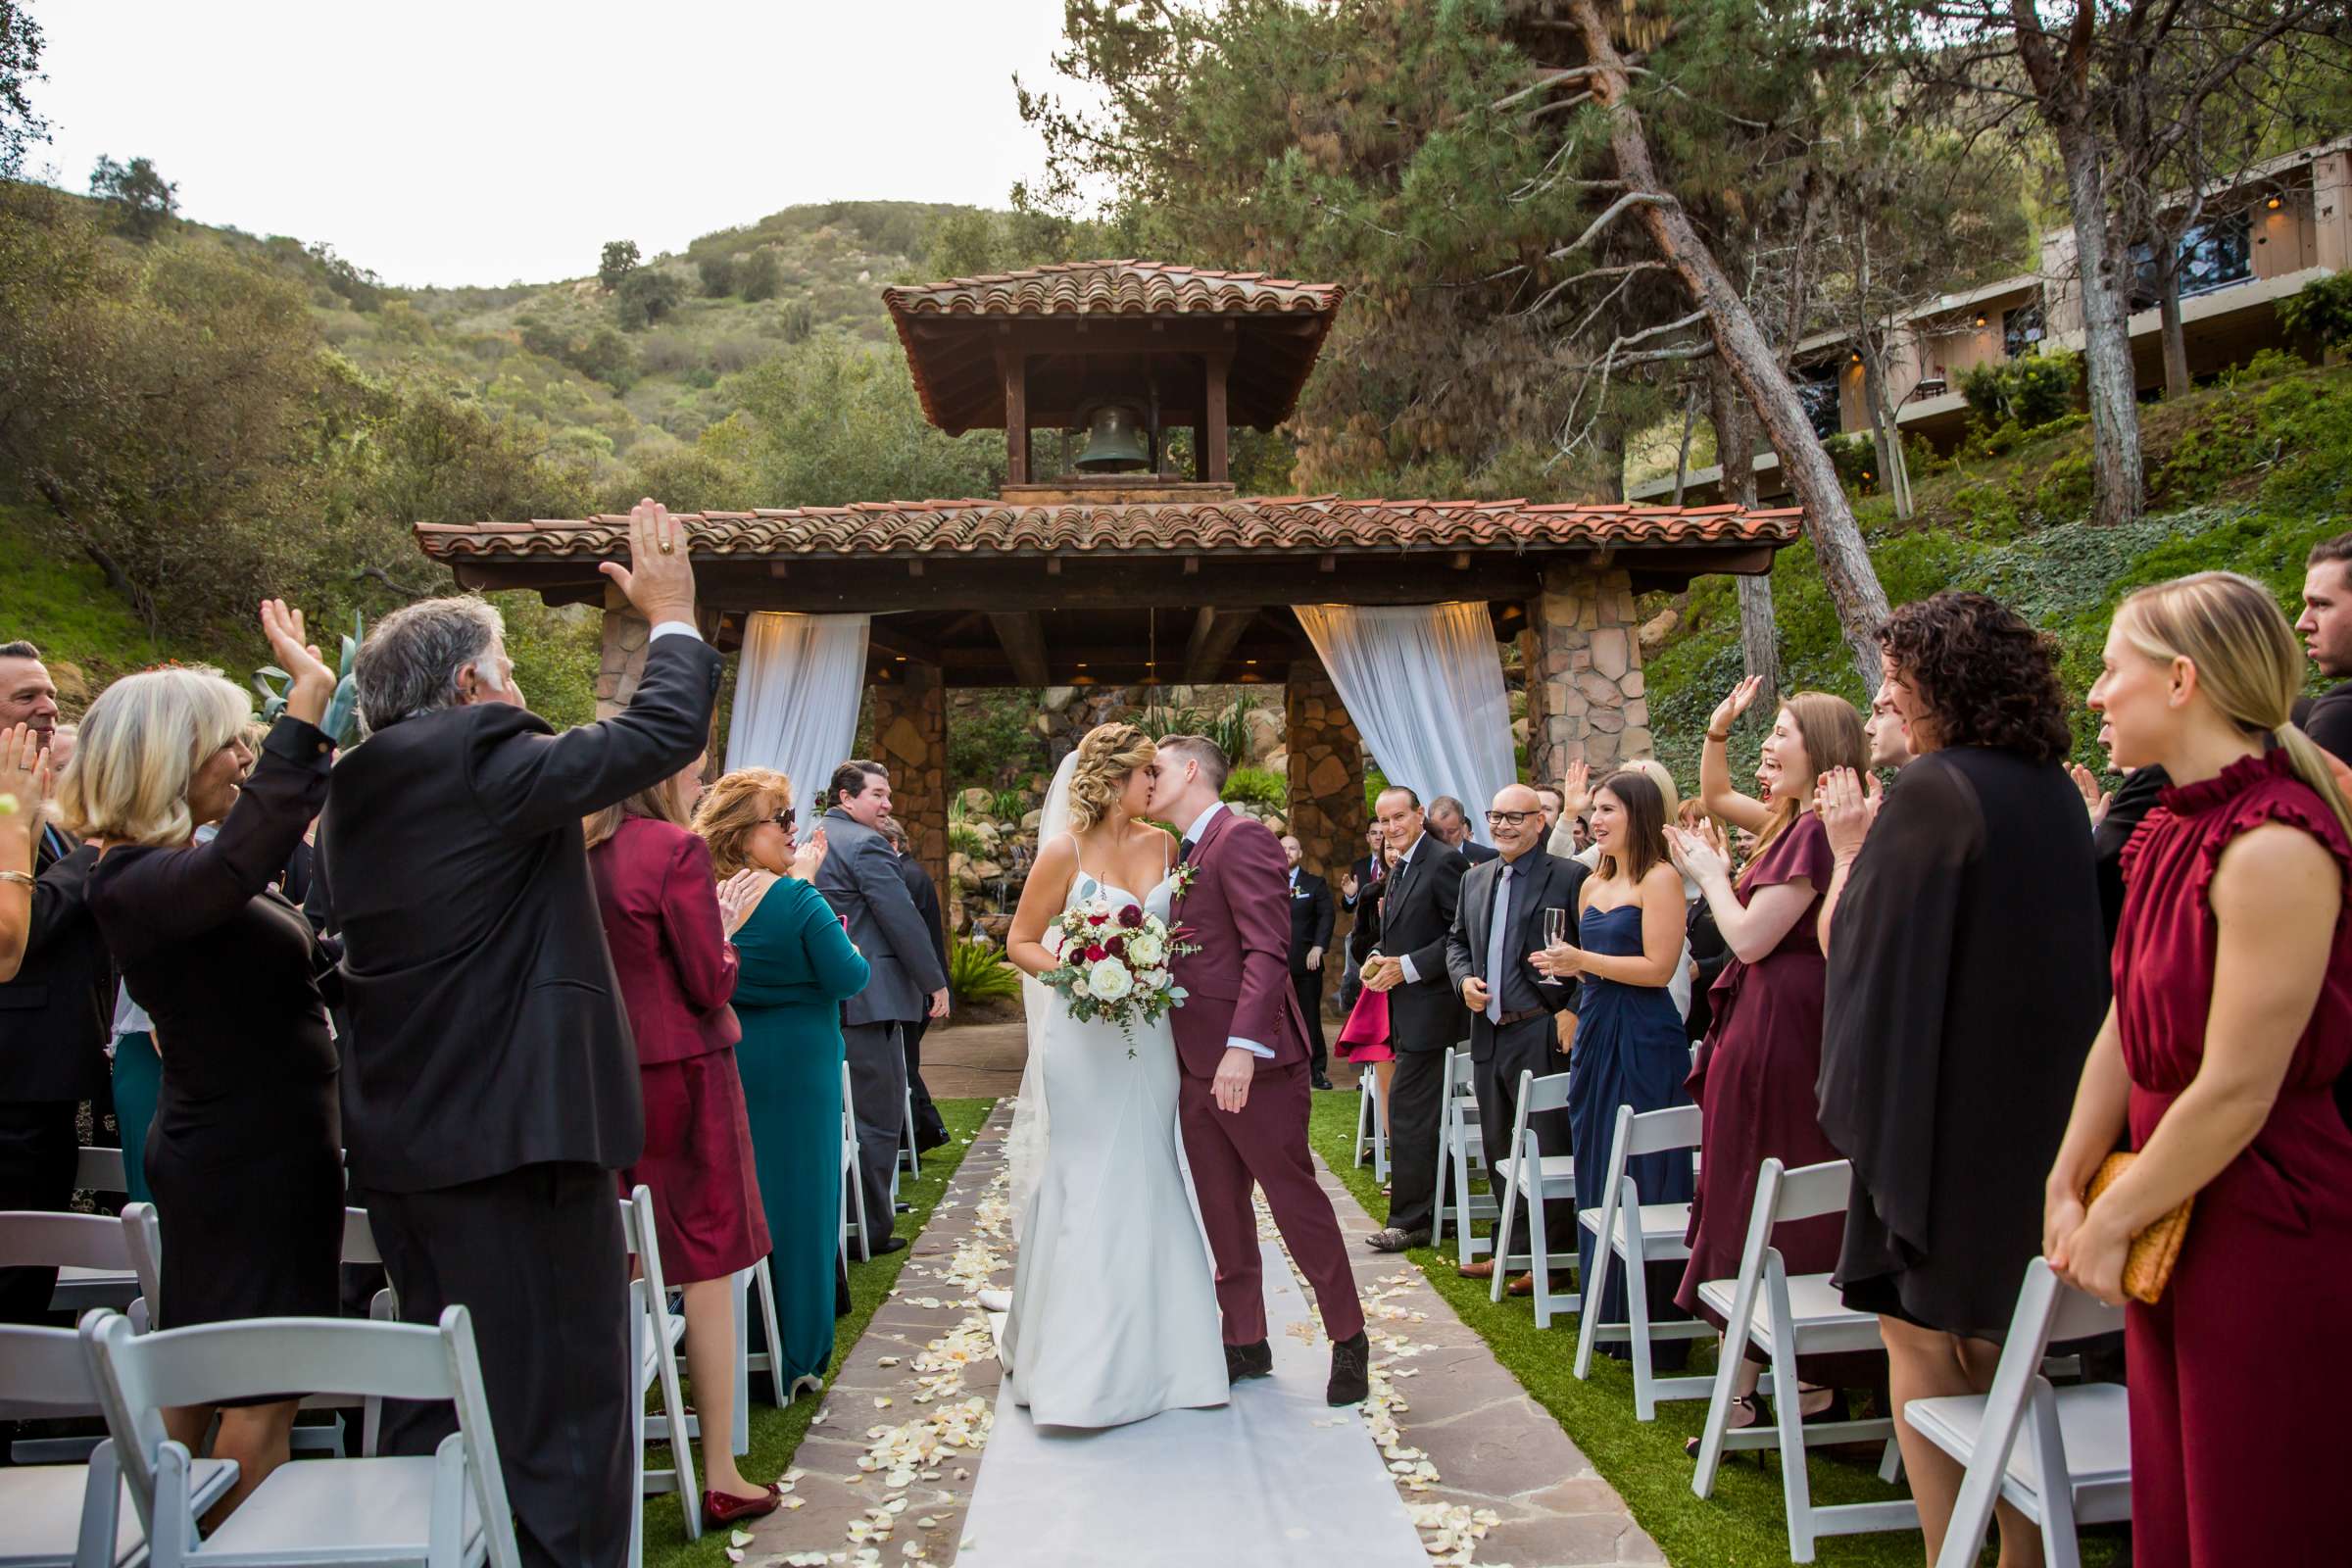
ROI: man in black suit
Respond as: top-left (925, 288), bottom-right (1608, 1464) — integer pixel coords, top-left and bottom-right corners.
top-left (1446, 783), bottom-right (1586, 1292)
top-left (1280, 834), bottom-right (1336, 1090)
top-left (323, 503), bottom-right (719, 1567)
top-left (1336, 821), bottom-right (1386, 1019)
top-left (881, 817), bottom-right (951, 1154)
top-left (1360, 785), bottom-right (1469, 1250)
top-left (1428, 795), bottom-right (1499, 864)
top-left (0, 642), bottom-right (112, 1327)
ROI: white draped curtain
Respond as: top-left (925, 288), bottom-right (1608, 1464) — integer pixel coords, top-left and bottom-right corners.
top-left (1292, 602), bottom-right (1516, 846)
top-left (723, 612), bottom-right (871, 806)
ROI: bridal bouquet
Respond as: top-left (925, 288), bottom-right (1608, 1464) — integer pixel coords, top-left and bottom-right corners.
top-left (1039, 899), bottom-right (1198, 1051)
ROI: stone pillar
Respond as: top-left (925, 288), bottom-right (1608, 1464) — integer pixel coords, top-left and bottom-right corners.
top-left (872, 662), bottom-right (950, 937)
top-left (1283, 660), bottom-right (1367, 883)
top-left (1524, 563), bottom-right (1651, 786)
top-left (595, 585), bottom-right (651, 718)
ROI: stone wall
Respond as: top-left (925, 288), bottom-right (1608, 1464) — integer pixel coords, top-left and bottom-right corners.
top-left (594, 591), bottom-right (651, 718)
top-left (871, 662), bottom-right (951, 932)
top-left (1284, 661), bottom-right (1367, 882)
top-left (1523, 563), bottom-right (1651, 787)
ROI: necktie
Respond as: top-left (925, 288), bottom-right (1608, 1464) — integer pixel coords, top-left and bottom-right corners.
top-left (1179, 837), bottom-right (1196, 864)
top-left (1484, 863), bottom-right (1514, 1024)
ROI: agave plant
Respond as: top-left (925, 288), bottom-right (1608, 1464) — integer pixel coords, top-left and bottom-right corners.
top-left (948, 939), bottom-right (1021, 1005)
top-left (255, 613), bottom-right (366, 748)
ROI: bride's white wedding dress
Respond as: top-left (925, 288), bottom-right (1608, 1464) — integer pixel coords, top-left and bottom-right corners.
top-left (999, 853), bottom-right (1229, 1429)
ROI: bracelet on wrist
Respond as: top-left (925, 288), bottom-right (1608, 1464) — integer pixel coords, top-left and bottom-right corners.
top-left (1705, 730), bottom-right (1730, 745)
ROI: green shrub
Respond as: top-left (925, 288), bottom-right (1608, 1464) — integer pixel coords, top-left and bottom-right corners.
top-left (1961, 348), bottom-right (2082, 431)
top-left (1205, 694), bottom-right (1263, 762)
top-left (697, 253), bottom-right (738, 298)
top-left (949, 939), bottom-right (1021, 1005)
top-left (948, 822), bottom-right (988, 858)
top-left (2220, 347), bottom-right (2310, 387)
top-left (1221, 766), bottom-right (1286, 809)
top-left (613, 268), bottom-right (685, 330)
top-left (2278, 270), bottom-right (2352, 351)
top-left (991, 788), bottom-right (1029, 821)
top-left (737, 247), bottom-right (781, 303)
top-left (1823, 432), bottom-right (1877, 490)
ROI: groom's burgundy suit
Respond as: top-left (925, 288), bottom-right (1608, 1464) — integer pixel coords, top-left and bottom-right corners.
top-left (1170, 807), bottom-right (1366, 1347)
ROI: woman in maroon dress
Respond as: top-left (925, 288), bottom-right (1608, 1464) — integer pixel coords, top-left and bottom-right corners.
top-left (586, 758), bottom-right (779, 1528)
top-left (2048, 571), bottom-right (2352, 1568)
top-left (1670, 685), bottom-right (1866, 1443)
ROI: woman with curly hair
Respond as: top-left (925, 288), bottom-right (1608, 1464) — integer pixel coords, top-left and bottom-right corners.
top-left (2046, 572), bottom-right (2350, 1566)
top-left (693, 767), bottom-right (856, 1398)
top-left (1813, 592), bottom-right (2108, 1566)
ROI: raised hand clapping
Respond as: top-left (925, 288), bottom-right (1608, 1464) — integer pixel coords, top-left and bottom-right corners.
top-left (1814, 767), bottom-right (1881, 862)
top-left (1707, 675), bottom-right (1764, 742)
top-left (1665, 822), bottom-right (1732, 886)
top-left (261, 601), bottom-right (336, 727)
top-left (1558, 760), bottom-right (1592, 822)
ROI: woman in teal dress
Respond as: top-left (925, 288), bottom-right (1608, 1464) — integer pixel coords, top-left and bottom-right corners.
top-left (696, 767), bottom-right (867, 1394)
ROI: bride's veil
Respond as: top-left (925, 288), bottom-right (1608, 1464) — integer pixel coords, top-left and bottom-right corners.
top-left (1004, 747), bottom-right (1078, 1243)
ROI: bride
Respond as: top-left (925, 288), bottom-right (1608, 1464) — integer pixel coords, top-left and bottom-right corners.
top-left (997, 721), bottom-right (1229, 1428)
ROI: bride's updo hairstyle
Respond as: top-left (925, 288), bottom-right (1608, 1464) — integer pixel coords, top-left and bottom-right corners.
top-left (1064, 721), bottom-right (1157, 832)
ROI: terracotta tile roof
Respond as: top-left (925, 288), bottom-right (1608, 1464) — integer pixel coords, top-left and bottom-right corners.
top-left (416, 498), bottom-right (1801, 564)
top-left (881, 261), bottom-right (1344, 320)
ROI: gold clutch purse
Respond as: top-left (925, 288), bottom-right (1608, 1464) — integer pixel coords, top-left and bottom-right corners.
top-left (2084, 1151), bottom-right (2192, 1305)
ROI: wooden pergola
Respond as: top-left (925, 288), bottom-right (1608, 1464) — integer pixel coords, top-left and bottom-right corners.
top-left (416, 262), bottom-right (1803, 903)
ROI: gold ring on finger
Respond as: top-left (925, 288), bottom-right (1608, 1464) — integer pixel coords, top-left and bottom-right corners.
top-left (660, 539), bottom-right (675, 554)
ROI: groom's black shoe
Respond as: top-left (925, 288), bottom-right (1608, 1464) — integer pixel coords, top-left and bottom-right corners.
top-left (1225, 1340), bottom-right (1274, 1384)
top-left (1326, 1331), bottom-right (1371, 1406)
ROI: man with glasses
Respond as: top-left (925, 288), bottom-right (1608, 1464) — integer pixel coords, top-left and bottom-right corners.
top-left (1445, 784), bottom-right (1586, 1291)
top-left (816, 760), bottom-right (947, 1252)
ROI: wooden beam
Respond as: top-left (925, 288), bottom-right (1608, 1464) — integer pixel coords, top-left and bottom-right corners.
top-left (1204, 352), bottom-right (1231, 483)
top-left (999, 348), bottom-right (1027, 485)
top-left (987, 611), bottom-right (1051, 687)
top-left (1183, 606), bottom-right (1259, 684)
top-left (866, 618), bottom-right (943, 665)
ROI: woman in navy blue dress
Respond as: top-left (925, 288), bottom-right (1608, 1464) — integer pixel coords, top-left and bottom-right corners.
top-left (1538, 768), bottom-right (1694, 1337)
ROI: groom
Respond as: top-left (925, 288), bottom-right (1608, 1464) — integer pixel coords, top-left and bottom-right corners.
top-left (1150, 735), bottom-right (1369, 1406)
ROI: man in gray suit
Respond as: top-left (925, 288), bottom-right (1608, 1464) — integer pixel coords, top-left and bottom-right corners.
top-left (816, 760), bottom-right (947, 1252)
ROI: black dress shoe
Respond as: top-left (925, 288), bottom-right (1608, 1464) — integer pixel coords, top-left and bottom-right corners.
top-left (1326, 1331), bottom-right (1370, 1406)
top-left (1225, 1340), bottom-right (1274, 1383)
top-left (871, 1236), bottom-right (908, 1255)
top-left (1312, 1075), bottom-right (1335, 1091)
top-left (1366, 1227), bottom-right (1430, 1252)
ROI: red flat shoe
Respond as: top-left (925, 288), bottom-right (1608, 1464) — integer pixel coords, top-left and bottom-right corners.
top-left (703, 1485), bottom-right (782, 1529)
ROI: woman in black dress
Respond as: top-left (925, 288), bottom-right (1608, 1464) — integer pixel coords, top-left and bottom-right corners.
top-left (1813, 592), bottom-right (2108, 1566)
top-left (62, 602), bottom-right (341, 1516)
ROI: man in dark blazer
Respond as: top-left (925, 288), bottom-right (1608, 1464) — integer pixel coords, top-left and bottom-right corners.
top-left (817, 762), bottom-right (948, 1251)
top-left (1280, 834), bottom-right (1336, 1090)
top-left (323, 503), bottom-right (717, 1568)
top-left (1446, 784), bottom-right (1586, 1291)
top-left (882, 817), bottom-right (951, 1153)
top-left (1428, 796), bottom-right (1499, 864)
top-left (0, 642), bottom-right (112, 1327)
top-left (1360, 785), bottom-right (1469, 1250)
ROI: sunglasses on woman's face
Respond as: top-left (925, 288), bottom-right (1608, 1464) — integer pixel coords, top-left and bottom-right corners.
top-left (768, 808), bottom-right (796, 831)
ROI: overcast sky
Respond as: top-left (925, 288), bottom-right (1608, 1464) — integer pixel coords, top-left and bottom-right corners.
top-left (28, 0), bottom-right (1086, 287)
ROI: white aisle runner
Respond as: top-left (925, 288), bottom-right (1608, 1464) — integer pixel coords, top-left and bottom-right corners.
top-left (960, 1241), bottom-right (1426, 1566)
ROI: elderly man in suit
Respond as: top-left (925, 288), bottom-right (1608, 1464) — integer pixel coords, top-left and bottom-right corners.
top-left (323, 502), bottom-right (716, 1568)
top-left (817, 761), bottom-right (947, 1252)
top-left (1359, 784), bottom-right (1469, 1250)
top-left (0, 642), bottom-right (113, 1327)
top-left (1446, 782), bottom-right (1586, 1294)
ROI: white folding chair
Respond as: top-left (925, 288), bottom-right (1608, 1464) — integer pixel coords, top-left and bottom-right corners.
top-left (6, 1211), bottom-right (154, 1465)
top-left (899, 1084), bottom-right (920, 1177)
top-left (1487, 1069), bottom-right (1580, 1326)
top-left (1430, 1048), bottom-right (1496, 1264)
top-left (0, 1320), bottom-right (237, 1568)
top-left (840, 1061), bottom-right (870, 1265)
top-left (1690, 1157), bottom-right (1917, 1562)
top-left (81, 1304), bottom-right (519, 1568)
top-left (1352, 1069), bottom-right (1389, 1180)
top-left (1909, 1258), bottom-right (2130, 1568)
top-left (619, 1186), bottom-right (699, 1563)
top-left (739, 1256), bottom-right (792, 1407)
top-left (1570, 1102), bottom-right (1712, 1418)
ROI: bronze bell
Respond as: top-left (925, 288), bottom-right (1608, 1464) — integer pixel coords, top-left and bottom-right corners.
top-left (1074, 403), bottom-right (1151, 472)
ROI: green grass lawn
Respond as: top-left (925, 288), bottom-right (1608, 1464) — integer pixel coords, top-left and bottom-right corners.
top-left (641, 1096), bottom-right (992, 1568)
top-left (1305, 1091), bottom-right (2126, 1568)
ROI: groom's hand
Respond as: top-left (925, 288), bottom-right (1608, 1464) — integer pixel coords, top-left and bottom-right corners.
top-left (1212, 1047), bottom-right (1254, 1113)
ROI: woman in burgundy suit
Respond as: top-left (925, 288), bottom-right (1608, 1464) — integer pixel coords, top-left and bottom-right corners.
top-left (586, 758), bottom-right (778, 1528)
top-left (2048, 572), bottom-right (2352, 1567)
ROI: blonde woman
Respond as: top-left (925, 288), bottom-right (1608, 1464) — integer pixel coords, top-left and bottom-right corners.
top-left (693, 768), bottom-right (857, 1399)
top-left (998, 722), bottom-right (1228, 1428)
top-left (65, 602), bottom-right (339, 1519)
top-left (2048, 571), bottom-right (2351, 1567)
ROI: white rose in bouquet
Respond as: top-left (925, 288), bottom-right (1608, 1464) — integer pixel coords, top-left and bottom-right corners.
top-left (1087, 956), bottom-right (1135, 1001)
top-left (1139, 968), bottom-right (1169, 994)
top-left (1125, 928), bottom-right (1166, 968)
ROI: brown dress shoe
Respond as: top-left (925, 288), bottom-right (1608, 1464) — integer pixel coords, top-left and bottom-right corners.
top-left (1507, 1272), bottom-right (1573, 1297)
top-left (1457, 1260), bottom-right (1497, 1280)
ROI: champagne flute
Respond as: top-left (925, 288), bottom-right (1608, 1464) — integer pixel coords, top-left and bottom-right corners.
top-left (1541, 906), bottom-right (1568, 985)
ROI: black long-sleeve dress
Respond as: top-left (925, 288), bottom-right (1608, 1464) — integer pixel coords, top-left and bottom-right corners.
top-left (86, 715), bottom-right (341, 1333)
top-left (1817, 746), bottom-right (2108, 1342)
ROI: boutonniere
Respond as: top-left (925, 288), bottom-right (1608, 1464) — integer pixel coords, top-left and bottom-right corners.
top-left (1169, 859), bottom-right (1201, 904)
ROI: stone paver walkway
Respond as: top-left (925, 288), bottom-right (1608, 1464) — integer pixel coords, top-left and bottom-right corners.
top-left (744, 1074), bottom-right (1659, 1567)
